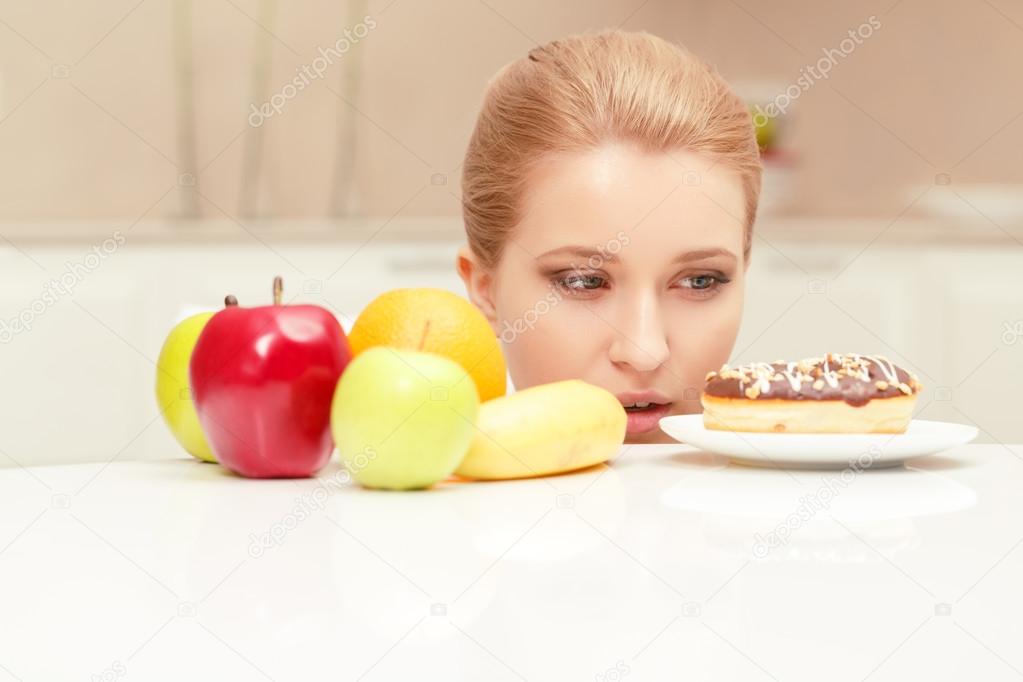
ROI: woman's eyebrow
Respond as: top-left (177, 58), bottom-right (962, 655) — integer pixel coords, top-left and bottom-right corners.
top-left (535, 245), bottom-right (738, 264)
top-left (535, 245), bottom-right (614, 261)
top-left (670, 248), bottom-right (738, 265)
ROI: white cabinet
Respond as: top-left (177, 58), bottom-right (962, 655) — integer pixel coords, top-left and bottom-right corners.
top-left (920, 249), bottom-right (1023, 445)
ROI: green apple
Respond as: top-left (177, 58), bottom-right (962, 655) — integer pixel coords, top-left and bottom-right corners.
top-left (331, 346), bottom-right (479, 490)
top-left (156, 311), bottom-right (216, 462)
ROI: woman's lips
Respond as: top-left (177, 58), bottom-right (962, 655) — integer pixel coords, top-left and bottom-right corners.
top-left (616, 390), bottom-right (673, 435)
top-left (622, 402), bottom-right (672, 435)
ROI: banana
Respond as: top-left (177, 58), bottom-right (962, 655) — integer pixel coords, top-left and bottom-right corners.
top-left (455, 379), bottom-right (627, 480)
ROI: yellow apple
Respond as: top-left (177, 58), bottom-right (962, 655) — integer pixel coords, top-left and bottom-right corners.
top-left (156, 311), bottom-right (216, 462)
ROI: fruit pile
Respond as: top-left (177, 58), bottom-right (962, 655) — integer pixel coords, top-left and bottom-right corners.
top-left (155, 278), bottom-right (627, 490)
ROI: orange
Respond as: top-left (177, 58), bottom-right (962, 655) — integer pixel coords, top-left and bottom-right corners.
top-left (348, 288), bottom-right (507, 402)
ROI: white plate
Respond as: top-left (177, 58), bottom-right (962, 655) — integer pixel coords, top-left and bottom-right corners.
top-left (658, 415), bottom-right (978, 469)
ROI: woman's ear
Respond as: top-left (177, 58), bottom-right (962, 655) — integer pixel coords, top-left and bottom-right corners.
top-left (456, 245), bottom-right (500, 333)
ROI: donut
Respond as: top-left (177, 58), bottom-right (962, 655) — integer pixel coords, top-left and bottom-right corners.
top-left (701, 353), bottom-right (922, 434)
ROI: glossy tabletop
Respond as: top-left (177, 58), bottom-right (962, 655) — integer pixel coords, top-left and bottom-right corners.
top-left (1, 443), bottom-right (1021, 681)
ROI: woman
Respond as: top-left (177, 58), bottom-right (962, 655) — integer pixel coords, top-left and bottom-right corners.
top-left (457, 29), bottom-right (762, 444)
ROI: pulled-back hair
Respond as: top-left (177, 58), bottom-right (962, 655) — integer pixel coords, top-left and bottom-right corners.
top-left (461, 29), bottom-right (762, 269)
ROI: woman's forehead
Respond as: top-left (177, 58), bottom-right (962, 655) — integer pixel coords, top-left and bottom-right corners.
top-left (513, 145), bottom-right (746, 262)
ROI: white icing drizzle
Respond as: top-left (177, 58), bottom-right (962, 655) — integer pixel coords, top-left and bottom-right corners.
top-left (861, 354), bottom-right (899, 384)
top-left (753, 362), bottom-right (774, 395)
top-left (820, 355), bottom-right (840, 388)
top-left (785, 361), bottom-right (802, 388)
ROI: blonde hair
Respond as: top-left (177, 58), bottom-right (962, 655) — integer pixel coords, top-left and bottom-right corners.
top-left (461, 29), bottom-right (762, 269)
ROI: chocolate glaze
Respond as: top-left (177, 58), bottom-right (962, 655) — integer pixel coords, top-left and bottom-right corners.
top-left (703, 353), bottom-right (921, 408)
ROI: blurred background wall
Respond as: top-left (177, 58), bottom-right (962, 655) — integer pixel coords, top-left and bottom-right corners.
top-left (1, 0), bottom-right (1022, 221)
top-left (1, 0), bottom-right (1021, 465)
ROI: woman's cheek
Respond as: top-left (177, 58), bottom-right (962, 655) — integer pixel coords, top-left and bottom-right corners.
top-left (669, 290), bottom-right (744, 374)
top-left (498, 299), bottom-right (599, 388)
top-left (501, 324), bottom-right (564, 388)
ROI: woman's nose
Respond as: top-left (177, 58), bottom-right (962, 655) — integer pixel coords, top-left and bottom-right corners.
top-left (606, 291), bottom-right (670, 372)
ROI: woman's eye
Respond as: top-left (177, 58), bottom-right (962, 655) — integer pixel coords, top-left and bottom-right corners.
top-left (677, 273), bottom-right (730, 295)
top-left (685, 275), bottom-right (715, 290)
top-left (555, 273), bottom-right (607, 293)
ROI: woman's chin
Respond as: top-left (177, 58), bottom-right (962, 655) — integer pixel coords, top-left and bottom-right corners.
top-left (624, 428), bottom-right (675, 445)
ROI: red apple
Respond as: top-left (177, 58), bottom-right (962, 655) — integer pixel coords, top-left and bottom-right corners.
top-left (190, 277), bottom-right (352, 478)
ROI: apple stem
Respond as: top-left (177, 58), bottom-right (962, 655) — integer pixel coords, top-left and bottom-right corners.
top-left (224, 295), bottom-right (238, 307)
top-left (273, 276), bottom-right (283, 305)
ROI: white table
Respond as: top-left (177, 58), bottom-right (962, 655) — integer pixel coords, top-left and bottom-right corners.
top-left (1, 444), bottom-right (1021, 681)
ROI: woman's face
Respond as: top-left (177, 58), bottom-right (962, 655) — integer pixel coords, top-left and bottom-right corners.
top-left (461, 144), bottom-right (749, 444)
